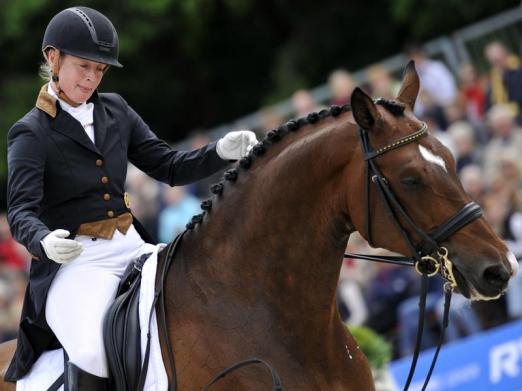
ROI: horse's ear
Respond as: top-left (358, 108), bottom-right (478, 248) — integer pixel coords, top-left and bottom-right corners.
top-left (396, 60), bottom-right (420, 110)
top-left (351, 87), bottom-right (381, 130)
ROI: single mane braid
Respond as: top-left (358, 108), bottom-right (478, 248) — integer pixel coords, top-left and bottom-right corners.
top-left (224, 169), bottom-right (239, 181)
top-left (200, 199), bottom-right (213, 211)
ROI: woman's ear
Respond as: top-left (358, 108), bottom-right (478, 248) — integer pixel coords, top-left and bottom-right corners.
top-left (45, 48), bottom-right (56, 65)
top-left (47, 49), bottom-right (62, 81)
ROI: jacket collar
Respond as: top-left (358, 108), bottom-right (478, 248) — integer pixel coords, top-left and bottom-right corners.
top-left (35, 84), bottom-right (58, 118)
top-left (35, 83), bottom-right (103, 117)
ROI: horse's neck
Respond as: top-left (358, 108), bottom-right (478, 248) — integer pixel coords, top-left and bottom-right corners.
top-left (179, 116), bottom-right (359, 323)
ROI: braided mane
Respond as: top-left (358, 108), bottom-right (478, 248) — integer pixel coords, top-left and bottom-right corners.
top-left (186, 98), bottom-right (403, 229)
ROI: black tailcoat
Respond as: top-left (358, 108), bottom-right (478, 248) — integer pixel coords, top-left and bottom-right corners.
top-left (5, 85), bottom-right (229, 381)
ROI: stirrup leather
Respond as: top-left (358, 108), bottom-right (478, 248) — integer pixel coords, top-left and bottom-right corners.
top-left (66, 361), bottom-right (109, 391)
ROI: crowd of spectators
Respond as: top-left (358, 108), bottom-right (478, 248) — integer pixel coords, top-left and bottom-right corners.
top-left (0, 40), bottom-right (521, 363)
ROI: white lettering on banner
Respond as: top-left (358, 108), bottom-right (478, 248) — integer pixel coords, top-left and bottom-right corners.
top-left (489, 337), bottom-right (522, 383)
top-left (447, 364), bottom-right (481, 387)
top-left (411, 365), bottom-right (480, 390)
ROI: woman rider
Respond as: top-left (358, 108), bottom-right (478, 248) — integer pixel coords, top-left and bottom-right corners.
top-left (5, 6), bottom-right (257, 390)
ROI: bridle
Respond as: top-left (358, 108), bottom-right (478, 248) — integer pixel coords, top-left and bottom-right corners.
top-left (345, 120), bottom-right (483, 390)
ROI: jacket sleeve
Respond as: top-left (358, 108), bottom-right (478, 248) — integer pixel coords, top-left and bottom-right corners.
top-left (121, 96), bottom-right (230, 186)
top-left (7, 123), bottom-right (51, 261)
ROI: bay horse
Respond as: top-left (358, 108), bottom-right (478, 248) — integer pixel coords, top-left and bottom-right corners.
top-left (0, 62), bottom-right (517, 390)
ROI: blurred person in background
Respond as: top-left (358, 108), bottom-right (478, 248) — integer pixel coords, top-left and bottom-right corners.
top-left (366, 64), bottom-right (400, 100)
top-left (363, 253), bottom-right (419, 348)
top-left (443, 99), bottom-right (469, 125)
top-left (125, 165), bottom-right (161, 241)
top-left (459, 164), bottom-right (487, 204)
top-left (0, 279), bottom-right (17, 342)
top-left (482, 104), bottom-right (522, 184)
top-left (481, 187), bottom-right (522, 322)
top-left (484, 41), bottom-right (522, 123)
top-left (0, 269), bottom-right (27, 343)
top-left (457, 63), bottom-right (487, 123)
top-left (336, 277), bottom-right (368, 327)
top-left (185, 130), bottom-right (225, 199)
top-left (422, 111), bottom-right (455, 155)
top-left (404, 43), bottom-right (458, 109)
top-left (446, 121), bottom-right (481, 173)
top-left (256, 106), bottom-right (285, 135)
top-left (417, 90), bottom-right (449, 131)
top-left (328, 68), bottom-right (355, 106)
top-left (493, 151), bottom-right (522, 196)
top-left (337, 233), bottom-right (375, 326)
top-left (0, 213), bottom-right (30, 272)
top-left (483, 185), bottom-right (522, 259)
top-left (158, 186), bottom-right (201, 243)
top-left (5, 6), bottom-right (257, 388)
top-left (291, 89), bottom-right (322, 117)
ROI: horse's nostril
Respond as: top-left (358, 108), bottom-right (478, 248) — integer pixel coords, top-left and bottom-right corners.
top-left (483, 265), bottom-right (510, 290)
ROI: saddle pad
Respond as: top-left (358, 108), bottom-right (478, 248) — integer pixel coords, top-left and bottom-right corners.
top-left (16, 244), bottom-right (168, 391)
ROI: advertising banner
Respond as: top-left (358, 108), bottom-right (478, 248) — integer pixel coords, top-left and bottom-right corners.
top-left (390, 319), bottom-right (522, 391)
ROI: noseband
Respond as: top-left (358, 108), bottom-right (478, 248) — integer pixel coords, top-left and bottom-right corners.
top-left (346, 121), bottom-right (483, 391)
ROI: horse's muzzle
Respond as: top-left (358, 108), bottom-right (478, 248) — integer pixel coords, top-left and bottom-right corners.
top-left (467, 252), bottom-right (516, 300)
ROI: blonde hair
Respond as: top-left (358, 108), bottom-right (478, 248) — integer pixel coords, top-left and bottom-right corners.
top-left (39, 48), bottom-right (61, 82)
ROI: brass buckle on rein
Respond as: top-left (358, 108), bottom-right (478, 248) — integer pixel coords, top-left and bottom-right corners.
top-left (438, 247), bottom-right (458, 290)
top-left (416, 253), bottom-right (441, 277)
top-left (415, 247), bottom-right (458, 290)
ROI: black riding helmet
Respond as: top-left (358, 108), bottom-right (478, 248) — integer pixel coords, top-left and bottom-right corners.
top-left (42, 6), bottom-right (122, 68)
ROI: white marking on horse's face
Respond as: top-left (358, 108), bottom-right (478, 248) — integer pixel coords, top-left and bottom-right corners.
top-left (419, 145), bottom-right (447, 172)
top-left (507, 252), bottom-right (519, 277)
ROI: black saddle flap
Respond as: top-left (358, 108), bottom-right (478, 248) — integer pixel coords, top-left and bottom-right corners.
top-left (103, 252), bottom-right (151, 391)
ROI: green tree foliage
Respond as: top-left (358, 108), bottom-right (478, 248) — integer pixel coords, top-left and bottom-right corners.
top-left (390, 0), bottom-right (519, 38)
top-left (348, 325), bottom-right (392, 370)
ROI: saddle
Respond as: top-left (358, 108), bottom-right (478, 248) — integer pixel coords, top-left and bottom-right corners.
top-left (103, 252), bottom-right (151, 391)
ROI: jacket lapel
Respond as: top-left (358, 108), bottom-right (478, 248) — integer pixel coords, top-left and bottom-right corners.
top-left (51, 109), bottom-right (101, 156)
top-left (92, 96), bottom-right (107, 150)
top-left (37, 85), bottom-right (104, 156)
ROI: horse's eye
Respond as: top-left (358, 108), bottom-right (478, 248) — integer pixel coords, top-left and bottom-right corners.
top-left (401, 176), bottom-right (424, 188)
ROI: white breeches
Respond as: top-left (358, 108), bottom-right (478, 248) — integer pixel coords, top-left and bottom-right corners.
top-left (45, 224), bottom-right (156, 377)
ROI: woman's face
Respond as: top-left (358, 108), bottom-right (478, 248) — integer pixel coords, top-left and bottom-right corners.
top-left (48, 50), bottom-right (107, 104)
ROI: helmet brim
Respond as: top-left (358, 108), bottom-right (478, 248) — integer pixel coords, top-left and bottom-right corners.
top-left (61, 49), bottom-right (123, 68)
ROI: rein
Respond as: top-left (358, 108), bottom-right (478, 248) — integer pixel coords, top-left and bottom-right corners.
top-left (345, 122), bottom-right (482, 391)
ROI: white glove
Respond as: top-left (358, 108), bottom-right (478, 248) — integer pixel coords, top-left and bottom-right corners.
top-left (216, 130), bottom-right (258, 160)
top-left (40, 229), bottom-right (83, 264)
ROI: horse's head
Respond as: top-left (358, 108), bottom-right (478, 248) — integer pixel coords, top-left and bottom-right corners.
top-left (347, 61), bottom-right (518, 300)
